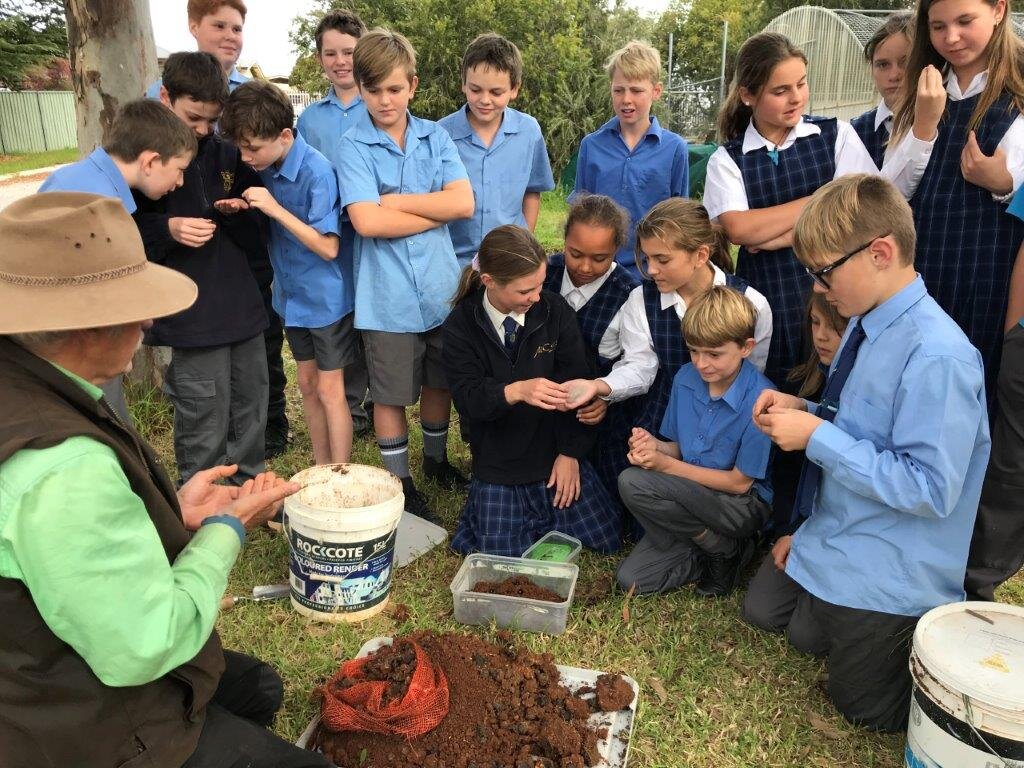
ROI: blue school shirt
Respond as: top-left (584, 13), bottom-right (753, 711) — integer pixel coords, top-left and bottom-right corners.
top-left (438, 106), bottom-right (555, 266)
top-left (296, 90), bottom-right (366, 155)
top-left (258, 133), bottom-right (349, 329)
top-left (39, 147), bottom-right (137, 213)
top-left (659, 359), bottom-right (774, 504)
top-left (335, 110), bottom-right (468, 333)
top-left (786, 276), bottom-right (991, 618)
top-left (145, 66), bottom-right (248, 99)
top-left (572, 116), bottom-right (689, 275)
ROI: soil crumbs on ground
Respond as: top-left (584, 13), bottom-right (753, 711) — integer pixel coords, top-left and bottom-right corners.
top-left (313, 630), bottom-right (633, 768)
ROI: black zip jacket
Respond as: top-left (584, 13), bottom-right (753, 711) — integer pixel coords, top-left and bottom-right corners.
top-left (443, 288), bottom-right (597, 484)
top-left (134, 134), bottom-right (269, 348)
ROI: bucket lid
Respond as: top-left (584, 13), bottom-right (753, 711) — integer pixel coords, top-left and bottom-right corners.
top-left (913, 601), bottom-right (1024, 713)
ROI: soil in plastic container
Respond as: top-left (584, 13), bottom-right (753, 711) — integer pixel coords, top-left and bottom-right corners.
top-left (470, 575), bottom-right (564, 603)
top-left (313, 630), bottom-right (633, 768)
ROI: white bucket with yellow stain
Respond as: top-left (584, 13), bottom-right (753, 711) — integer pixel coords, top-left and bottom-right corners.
top-left (905, 601), bottom-right (1024, 767)
top-left (285, 464), bottom-right (404, 623)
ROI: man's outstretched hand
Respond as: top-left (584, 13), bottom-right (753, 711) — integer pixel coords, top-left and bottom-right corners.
top-left (179, 465), bottom-right (300, 531)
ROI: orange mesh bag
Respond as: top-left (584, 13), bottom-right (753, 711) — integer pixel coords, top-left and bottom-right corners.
top-left (319, 640), bottom-right (449, 738)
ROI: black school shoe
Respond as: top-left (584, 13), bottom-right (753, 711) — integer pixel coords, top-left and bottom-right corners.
top-left (401, 477), bottom-right (439, 524)
top-left (264, 421), bottom-right (291, 460)
top-left (422, 456), bottom-right (469, 491)
top-left (695, 538), bottom-right (755, 598)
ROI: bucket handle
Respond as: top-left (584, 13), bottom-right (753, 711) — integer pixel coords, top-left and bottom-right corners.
top-left (285, 520), bottom-right (398, 584)
top-left (961, 694), bottom-right (1011, 767)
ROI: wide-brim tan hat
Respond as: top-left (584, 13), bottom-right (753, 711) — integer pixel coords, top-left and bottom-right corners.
top-left (0, 191), bottom-right (198, 333)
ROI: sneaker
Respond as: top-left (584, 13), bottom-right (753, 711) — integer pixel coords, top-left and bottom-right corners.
top-left (401, 478), bottom-right (439, 524)
top-left (695, 538), bottom-right (755, 598)
top-left (266, 509), bottom-right (284, 532)
top-left (422, 456), bottom-right (469, 491)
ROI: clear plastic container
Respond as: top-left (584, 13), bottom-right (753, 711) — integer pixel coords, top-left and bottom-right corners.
top-left (449, 553), bottom-right (578, 635)
top-left (521, 531), bottom-right (582, 563)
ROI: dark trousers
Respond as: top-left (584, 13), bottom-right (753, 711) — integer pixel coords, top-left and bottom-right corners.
top-left (615, 468), bottom-right (768, 594)
top-left (742, 553), bottom-right (917, 733)
top-left (182, 650), bottom-right (330, 768)
top-left (965, 323), bottom-right (1024, 600)
top-left (264, 305), bottom-right (288, 435)
top-left (345, 332), bottom-right (371, 430)
top-left (164, 334), bottom-right (268, 485)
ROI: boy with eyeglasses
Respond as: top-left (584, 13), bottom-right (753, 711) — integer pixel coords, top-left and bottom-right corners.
top-left (745, 174), bottom-right (990, 734)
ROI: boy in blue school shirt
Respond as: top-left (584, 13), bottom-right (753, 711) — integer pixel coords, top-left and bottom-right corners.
top-left (572, 40), bottom-right (688, 280)
top-left (335, 29), bottom-right (475, 520)
top-left (297, 8), bottom-right (373, 439)
top-left (220, 81), bottom-right (357, 470)
top-left (438, 33), bottom-right (555, 268)
top-left (296, 9), bottom-right (367, 152)
top-left (749, 174), bottom-right (990, 734)
top-left (145, 0), bottom-right (248, 99)
top-left (40, 99), bottom-right (196, 421)
top-left (616, 286), bottom-right (773, 599)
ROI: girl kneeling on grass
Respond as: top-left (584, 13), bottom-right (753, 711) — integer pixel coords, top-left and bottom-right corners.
top-left (442, 224), bottom-right (622, 556)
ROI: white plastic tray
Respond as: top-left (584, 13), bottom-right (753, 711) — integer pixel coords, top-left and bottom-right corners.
top-left (393, 511), bottom-right (447, 568)
top-left (297, 636), bottom-right (638, 768)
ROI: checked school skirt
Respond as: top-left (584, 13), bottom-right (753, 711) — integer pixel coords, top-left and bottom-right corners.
top-left (451, 459), bottom-right (623, 557)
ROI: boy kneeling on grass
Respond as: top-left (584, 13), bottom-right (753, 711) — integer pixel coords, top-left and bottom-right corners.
top-left (749, 174), bottom-right (989, 733)
top-left (616, 285), bottom-right (774, 598)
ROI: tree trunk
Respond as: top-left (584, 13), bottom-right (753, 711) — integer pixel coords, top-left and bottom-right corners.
top-left (64, 0), bottom-right (166, 389)
top-left (63, 0), bottom-right (157, 155)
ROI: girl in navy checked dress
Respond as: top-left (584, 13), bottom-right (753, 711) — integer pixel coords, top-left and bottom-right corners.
top-left (564, 199), bottom-right (773, 460)
top-left (889, 0), bottom-right (1024, 400)
top-left (542, 194), bottom-right (640, 517)
top-left (851, 12), bottom-right (912, 169)
top-left (442, 225), bottom-right (621, 557)
top-left (704, 33), bottom-right (878, 385)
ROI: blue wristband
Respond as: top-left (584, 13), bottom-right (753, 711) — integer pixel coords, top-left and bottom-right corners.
top-left (201, 514), bottom-right (246, 545)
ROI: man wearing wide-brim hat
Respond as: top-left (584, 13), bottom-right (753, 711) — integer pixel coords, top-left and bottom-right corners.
top-left (0, 193), bottom-right (329, 767)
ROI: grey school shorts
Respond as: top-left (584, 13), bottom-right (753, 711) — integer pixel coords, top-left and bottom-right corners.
top-left (362, 326), bottom-right (447, 406)
top-left (285, 313), bottom-right (358, 371)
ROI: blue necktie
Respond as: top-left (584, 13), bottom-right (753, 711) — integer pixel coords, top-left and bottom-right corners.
top-left (502, 316), bottom-right (520, 358)
top-left (790, 320), bottom-right (867, 525)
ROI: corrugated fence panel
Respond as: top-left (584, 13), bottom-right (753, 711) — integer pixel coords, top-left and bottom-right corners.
top-left (0, 91), bottom-right (76, 154)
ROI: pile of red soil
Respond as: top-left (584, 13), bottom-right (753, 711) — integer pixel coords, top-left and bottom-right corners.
top-left (313, 631), bottom-right (632, 768)
top-left (470, 575), bottom-right (564, 603)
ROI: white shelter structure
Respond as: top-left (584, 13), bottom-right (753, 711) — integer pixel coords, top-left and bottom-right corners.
top-left (765, 7), bottom-right (884, 121)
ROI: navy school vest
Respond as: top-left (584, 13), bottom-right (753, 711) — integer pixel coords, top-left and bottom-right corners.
top-left (850, 107), bottom-right (888, 169)
top-left (910, 92), bottom-right (1024, 398)
top-left (723, 116), bottom-right (838, 384)
top-left (545, 254), bottom-right (639, 375)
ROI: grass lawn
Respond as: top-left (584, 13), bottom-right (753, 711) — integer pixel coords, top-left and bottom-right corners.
top-left (0, 147), bottom-right (78, 176)
top-left (127, 190), bottom-right (1024, 767)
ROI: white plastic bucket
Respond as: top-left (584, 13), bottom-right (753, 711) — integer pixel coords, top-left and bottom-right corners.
top-left (284, 464), bottom-right (404, 623)
top-left (905, 601), bottom-right (1024, 768)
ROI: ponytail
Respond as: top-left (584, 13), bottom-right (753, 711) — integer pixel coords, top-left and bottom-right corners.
top-left (708, 222), bottom-right (734, 274)
top-left (451, 265), bottom-right (483, 306)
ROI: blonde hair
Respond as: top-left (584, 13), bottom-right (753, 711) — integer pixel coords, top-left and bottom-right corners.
top-left (451, 225), bottom-right (546, 305)
top-left (892, 0), bottom-right (1024, 144)
top-left (793, 174), bottom-right (916, 269)
top-left (634, 198), bottom-right (734, 276)
top-left (787, 293), bottom-right (849, 397)
top-left (717, 33), bottom-right (807, 142)
top-left (682, 286), bottom-right (757, 348)
top-left (353, 28), bottom-right (416, 88)
top-left (605, 40), bottom-right (661, 83)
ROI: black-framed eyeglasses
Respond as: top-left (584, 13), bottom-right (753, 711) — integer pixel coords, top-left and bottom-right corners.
top-left (806, 232), bottom-right (890, 290)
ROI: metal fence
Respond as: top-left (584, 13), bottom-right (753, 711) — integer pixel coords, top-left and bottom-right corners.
top-left (664, 77), bottom-right (723, 144)
top-left (0, 91), bottom-right (77, 154)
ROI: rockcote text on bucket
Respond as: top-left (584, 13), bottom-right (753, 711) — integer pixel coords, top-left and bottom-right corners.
top-left (905, 601), bottom-right (1024, 767)
top-left (285, 465), bottom-right (404, 623)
